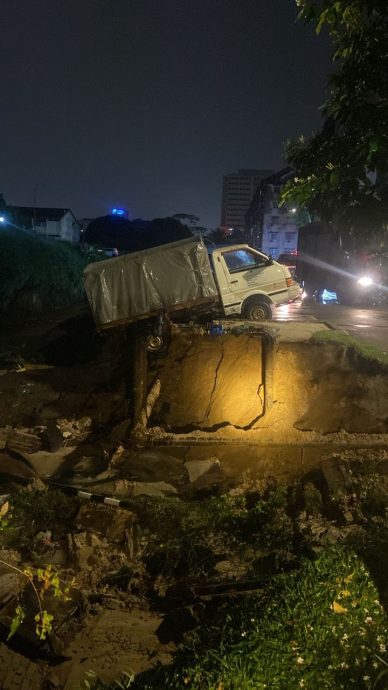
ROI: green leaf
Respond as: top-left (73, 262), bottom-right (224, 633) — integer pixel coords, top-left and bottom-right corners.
top-left (7, 605), bottom-right (25, 641)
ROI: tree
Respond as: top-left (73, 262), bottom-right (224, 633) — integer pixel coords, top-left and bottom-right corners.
top-left (282, 0), bottom-right (388, 247)
top-left (82, 215), bottom-right (192, 252)
top-left (171, 213), bottom-right (200, 226)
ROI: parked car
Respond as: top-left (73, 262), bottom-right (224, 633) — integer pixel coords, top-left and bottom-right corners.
top-left (96, 247), bottom-right (119, 257)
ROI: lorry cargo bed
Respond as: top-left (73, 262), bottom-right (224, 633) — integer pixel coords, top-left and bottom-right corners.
top-left (84, 237), bottom-right (218, 329)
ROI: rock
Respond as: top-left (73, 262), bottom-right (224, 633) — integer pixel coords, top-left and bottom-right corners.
top-left (0, 451), bottom-right (39, 486)
top-left (181, 463), bottom-right (228, 498)
top-left (213, 559), bottom-right (248, 579)
top-left (0, 643), bottom-right (44, 689)
top-left (114, 479), bottom-right (133, 496)
top-left (131, 481), bottom-right (178, 498)
top-left (0, 573), bottom-right (24, 605)
top-left (69, 531), bottom-right (107, 569)
top-left (320, 459), bottom-right (353, 500)
top-left (302, 482), bottom-right (323, 515)
top-left (59, 608), bottom-right (168, 688)
top-left (184, 458), bottom-right (220, 483)
top-left (108, 444), bottom-right (127, 469)
top-left (74, 416), bottom-right (92, 432)
top-left (6, 429), bottom-right (42, 454)
top-left (75, 503), bottom-right (137, 545)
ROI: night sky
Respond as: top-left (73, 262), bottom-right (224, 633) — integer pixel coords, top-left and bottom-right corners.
top-left (2, 0), bottom-right (331, 227)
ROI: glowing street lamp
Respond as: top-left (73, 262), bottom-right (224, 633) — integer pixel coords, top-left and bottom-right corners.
top-left (0, 216), bottom-right (6, 223)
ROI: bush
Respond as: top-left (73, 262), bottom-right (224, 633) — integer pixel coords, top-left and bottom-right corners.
top-left (0, 229), bottom-right (101, 314)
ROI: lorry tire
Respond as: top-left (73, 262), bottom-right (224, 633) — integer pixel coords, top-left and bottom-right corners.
top-left (146, 333), bottom-right (167, 353)
top-left (242, 297), bottom-right (272, 321)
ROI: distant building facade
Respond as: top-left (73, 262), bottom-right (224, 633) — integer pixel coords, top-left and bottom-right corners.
top-left (10, 206), bottom-right (81, 243)
top-left (220, 169), bottom-right (273, 233)
top-left (245, 167), bottom-right (299, 258)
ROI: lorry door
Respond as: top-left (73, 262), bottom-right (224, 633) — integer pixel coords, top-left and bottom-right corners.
top-left (216, 248), bottom-right (286, 306)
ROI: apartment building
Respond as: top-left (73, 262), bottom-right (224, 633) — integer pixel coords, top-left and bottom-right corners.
top-left (245, 167), bottom-right (299, 257)
top-left (220, 169), bottom-right (273, 233)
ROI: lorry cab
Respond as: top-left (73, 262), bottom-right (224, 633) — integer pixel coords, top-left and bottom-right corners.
top-left (210, 244), bottom-right (300, 320)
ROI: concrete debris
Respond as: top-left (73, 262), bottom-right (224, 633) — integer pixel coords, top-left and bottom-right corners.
top-left (0, 427), bottom-right (42, 454)
top-left (75, 504), bottom-right (137, 545)
top-left (131, 481), bottom-right (178, 498)
top-left (320, 459), bottom-right (354, 500)
top-left (184, 457), bottom-right (220, 483)
top-left (0, 451), bottom-right (40, 486)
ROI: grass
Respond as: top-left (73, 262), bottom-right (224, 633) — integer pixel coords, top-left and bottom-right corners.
top-left (0, 489), bottom-right (79, 554)
top-left (88, 482), bottom-right (387, 689)
top-left (311, 329), bottom-right (388, 366)
top-left (126, 546), bottom-right (388, 690)
top-left (0, 228), bottom-right (101, 314)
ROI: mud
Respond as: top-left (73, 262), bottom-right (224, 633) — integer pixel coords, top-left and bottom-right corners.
top-left (0, 309), bottom-right (388, 688)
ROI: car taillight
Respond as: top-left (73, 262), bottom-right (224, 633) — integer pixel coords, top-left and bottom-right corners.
top-left (286, 277), bottom-right (293, 287)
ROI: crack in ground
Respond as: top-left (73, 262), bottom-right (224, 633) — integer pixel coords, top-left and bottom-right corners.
top-left (204, 343), bottom-right (224, 422)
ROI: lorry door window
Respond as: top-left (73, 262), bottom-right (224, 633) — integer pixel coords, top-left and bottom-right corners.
top-left (222, 249), bottom-right (266, 274)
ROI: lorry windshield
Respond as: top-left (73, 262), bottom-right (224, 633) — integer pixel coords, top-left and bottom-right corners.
top-left (222, 249), bottom-right (266, 273)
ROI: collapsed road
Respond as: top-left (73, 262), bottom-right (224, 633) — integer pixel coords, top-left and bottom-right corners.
top-left (0, 306), bottom-right (387, 688)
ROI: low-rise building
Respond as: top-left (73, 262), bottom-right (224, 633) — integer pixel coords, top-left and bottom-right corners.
top-left (10, 206), bottom-right (81, 243)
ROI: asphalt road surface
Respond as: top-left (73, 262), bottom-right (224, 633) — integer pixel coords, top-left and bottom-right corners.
top-left (273, 300), bottom-right (388, 352)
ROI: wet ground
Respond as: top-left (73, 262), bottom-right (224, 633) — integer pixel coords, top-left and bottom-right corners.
top-left (274, 300), bottom-right (388, 351)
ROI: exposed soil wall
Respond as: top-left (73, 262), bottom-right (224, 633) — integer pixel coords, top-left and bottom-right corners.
top-left (148, 334), bottom-right (388, 439)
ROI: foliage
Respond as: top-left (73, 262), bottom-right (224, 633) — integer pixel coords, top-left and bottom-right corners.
top-left (282, 0), bottom-right (388, 246)
top-left (0, 228), bottom-right (102, 314)
top-left (1, 488), bottom-right (79, 553)
top-left (82, 215), bottom-right (192, 252)
top-left (2, 560), bottom-right (71, 640)
top-left (0, 501), bottom-right (72, 641)
top-left (129, 546), bottom-right (387, 689)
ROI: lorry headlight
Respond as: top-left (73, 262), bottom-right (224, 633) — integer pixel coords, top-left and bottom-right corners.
top-left (357, 276), bottom-right (373, 287)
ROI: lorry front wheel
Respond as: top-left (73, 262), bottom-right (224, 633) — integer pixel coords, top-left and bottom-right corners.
top-left (146, 333), bottom-right (167, 353)
top-left (243, 297), bottom-right (272, 321)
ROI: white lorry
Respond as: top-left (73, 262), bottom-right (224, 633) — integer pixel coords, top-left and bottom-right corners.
top-left (84, 237), bottom-right (300, 331)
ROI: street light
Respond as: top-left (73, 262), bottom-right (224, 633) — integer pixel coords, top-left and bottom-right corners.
top-left (0, 216), bottom-right (5, 223)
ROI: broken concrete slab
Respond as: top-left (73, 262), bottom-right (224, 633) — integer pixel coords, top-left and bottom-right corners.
top-left (122, 449), bottom-right (185, 485)
top-left (184, 457), bottom-right (220, 483)
top-left (131, 481), bottom-right (178, 498)
top-left (75, 503), bottom-right (136, 545)
top-left (59, 608), bottom-right (173, 689)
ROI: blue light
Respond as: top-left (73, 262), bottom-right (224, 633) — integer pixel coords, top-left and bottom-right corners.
top-left (110, 208), bottom-right (127, 217)
top-left (321, 289), bottom-right (338, 304)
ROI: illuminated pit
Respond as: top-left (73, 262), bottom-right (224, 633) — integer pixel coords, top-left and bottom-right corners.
top-left (140, 326), bottom-right (388, 444)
